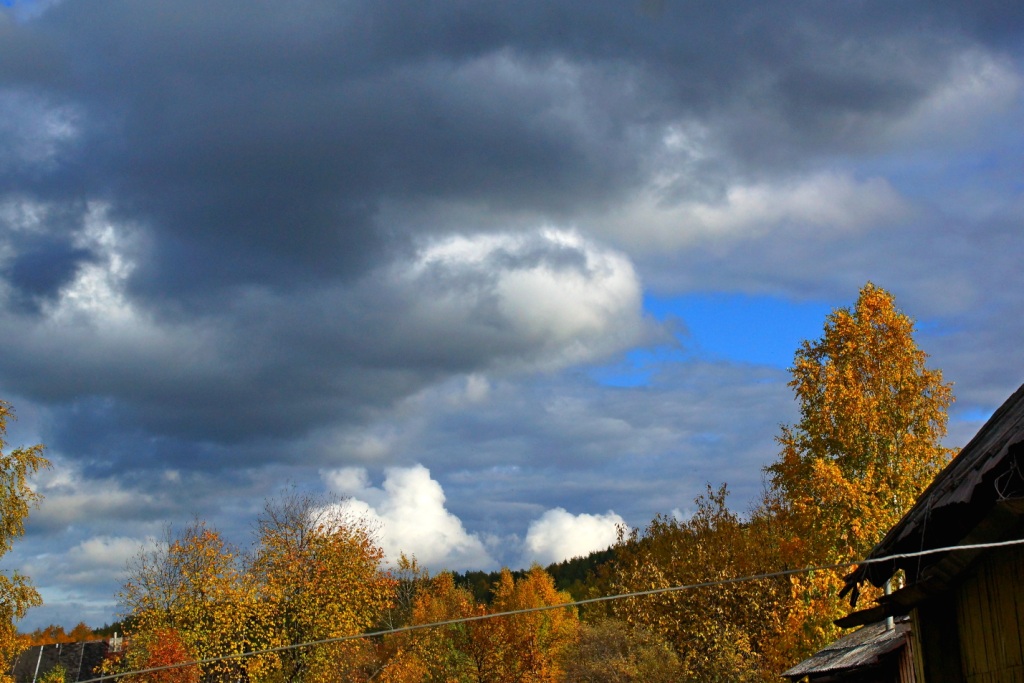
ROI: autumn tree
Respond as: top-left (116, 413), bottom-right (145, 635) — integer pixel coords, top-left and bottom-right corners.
top-left (25, 625), bottom-right (67, 646)
top-left (379, 570), bottom-right (480, 682)
top-left (484, 566), bottom-right (579, 682)
top-left (119, 627), bottom-right (200, 683)
top-left (0, 401), bottom-right (49, 683)
top-left (765, 282), bottom-right (955, 663)
top-left (115, 521), bottom-right (253, 683)
top-left (602, 283), bottom-right (954, 679)
top-left (245, 491), bottom-right (396, 683)
top-left (560, 619), bottom-right (681, 683)
top-left (608, 486), bottom-right (785, 682)
top-left (373, 565), bottom-right (580, 683)
top-left (24, 622), bottom-right (98, 646)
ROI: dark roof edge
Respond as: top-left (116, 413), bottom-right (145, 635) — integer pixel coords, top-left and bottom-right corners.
top-left (844, 382), bottom-right (1024, 589)
top-left (837, 497), bottom-right (1024, 628)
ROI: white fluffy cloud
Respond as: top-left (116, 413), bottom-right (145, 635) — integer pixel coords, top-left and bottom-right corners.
top-left (401, 228), bottom-right (646, 370)
top-left (323, 464), bottom-right (496, 571)
top-left (522, 508), bottom-right (624, 566)
top-left (324, 465), bottom-right (628, 570)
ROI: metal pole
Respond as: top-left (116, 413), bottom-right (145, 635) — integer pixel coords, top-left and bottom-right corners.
top-left (884, 579), bottom-right (894, 631)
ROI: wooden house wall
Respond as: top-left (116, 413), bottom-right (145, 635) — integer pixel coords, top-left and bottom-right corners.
top-left (898, 633), bottom-right (917, 683)
top-left (954, 544), bottom-right (1024, 683)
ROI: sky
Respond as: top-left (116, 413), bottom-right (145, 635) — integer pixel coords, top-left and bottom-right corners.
top-left (1, 0), bottom-right (1023, 630)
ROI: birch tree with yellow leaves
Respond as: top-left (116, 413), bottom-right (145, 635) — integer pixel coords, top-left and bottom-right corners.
top-left (765, 282), bottom-right (955, 664)
top-left (608, 486), bottom-right (784, 682)
top-left (114, 521), bottom-right (255, 683)
top-left (0, 401), bottom-right (49, 683)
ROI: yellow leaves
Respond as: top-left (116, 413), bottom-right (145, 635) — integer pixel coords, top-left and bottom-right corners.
top-left (0, 401), bottom-right (49, 683)
top-left (115, 491), bottom-right (395, 683)
top-left (380, 566), bottom-right (579, 683)
top-left (561, 618), bottom-right (681, 682)
top-left (607, 486), bottom-right (782, 682)
top-left (769, 282), bottom-right (953, 557)
top-left (118, 627), bottom-right (200, 683)
top-left (468, 566), bottom-right (579, 683)
top-left (764, 282), bottom-right (955, 666)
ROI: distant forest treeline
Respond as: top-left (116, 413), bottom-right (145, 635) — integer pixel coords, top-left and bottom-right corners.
top-left (452, 547), bottom-right (616, 603)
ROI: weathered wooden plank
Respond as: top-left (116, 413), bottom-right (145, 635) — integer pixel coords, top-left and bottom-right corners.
top-left (956, 545), bottom-right (1024, 682)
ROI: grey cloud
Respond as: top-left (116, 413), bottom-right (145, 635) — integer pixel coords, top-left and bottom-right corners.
top-left (0, 0), bottom-right (1005, 305)
top-left (347, 360), bottom-right (795, 535)
top-left (0, 228), bottom-right (644, 454)
top-left (0, 13), bottom-right (65, 86)
top-left (3, 237), bottom-right (95, 312)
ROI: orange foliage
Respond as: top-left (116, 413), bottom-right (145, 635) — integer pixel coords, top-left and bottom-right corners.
top-left (765, 282), bottom-right (954, 663)
top-left (376, 565), bottom-right (578, 682)
top-left (486, 566), bottom-right (579, 682)
top-left (124, 627), bottom-right (199, 683)
top-left (607, 283), bottom-right (955, 680)
top-left (115, 492), bottom-right (396, 683)
top-left (23, 623), bottom-right (99, 646)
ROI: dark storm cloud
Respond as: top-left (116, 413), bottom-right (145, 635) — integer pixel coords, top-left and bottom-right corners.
top-left (2, 235), bottom-right (95, 312)
top-left (0, 226), bottom-right (643, 456)
top-left (2, 0), bottom-right (1012, 304)
top-left (0, 12), bottom-right (65, 85)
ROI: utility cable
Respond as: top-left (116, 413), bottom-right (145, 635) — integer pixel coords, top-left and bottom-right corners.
top-left (78, 536), bottom-right (1024, 683)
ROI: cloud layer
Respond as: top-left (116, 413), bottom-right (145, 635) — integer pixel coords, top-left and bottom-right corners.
top-left (1, 0), bottom-right (1023, 629)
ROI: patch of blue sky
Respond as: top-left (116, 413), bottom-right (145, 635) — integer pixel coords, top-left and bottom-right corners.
top-left (587, 345), bottom-right (689, 388)
top-left (954, 406), bottom-right (995, 423)
top-left (644, 292), bottom-right (837, 368)
top-left (588, 292), bottom-right (837, 388)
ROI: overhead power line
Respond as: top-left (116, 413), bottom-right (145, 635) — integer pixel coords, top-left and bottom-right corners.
top-left (78, 536), bottom-right (1024, 683)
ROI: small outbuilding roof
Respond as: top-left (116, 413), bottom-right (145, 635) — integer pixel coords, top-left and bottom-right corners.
top-left (781, 617), bottom-right (910, 681)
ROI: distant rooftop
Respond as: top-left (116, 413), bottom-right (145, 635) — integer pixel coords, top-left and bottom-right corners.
top-left (9, 641), bottom-right (115, 683)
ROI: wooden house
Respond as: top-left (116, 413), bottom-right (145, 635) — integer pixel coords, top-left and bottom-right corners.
top-left (834, 383), bottom-right (1024, 683)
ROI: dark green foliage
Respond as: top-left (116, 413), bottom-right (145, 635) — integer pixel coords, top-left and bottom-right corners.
top-left (92, 619), bottom-right (133, 637)
top-left (451, 547), bottom-right (616, 604)
top-left (546, 548), bottom-right (616, 599)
